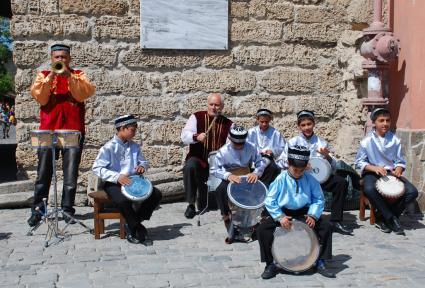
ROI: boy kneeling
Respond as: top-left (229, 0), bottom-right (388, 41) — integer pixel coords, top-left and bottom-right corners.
top-left (92, 115), bottom-right (162, 245)
top-left (257, 145), bottom-right (335, 279)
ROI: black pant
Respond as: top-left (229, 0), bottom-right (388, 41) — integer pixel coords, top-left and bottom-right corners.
top-left (32, 136), bottom-right (85, 214)
top-left (104, 182), bottom-right (162, 235)
top-left (363, 172), bottom-right (418, 222)
top-left (257, 207), bottom-right (333, 265)
top-left (321, 174), bottom-right (348, 222)
top-left (261, 159), bottom-right (281, 188)
top-left (183, 157), bottom-right (209, 209)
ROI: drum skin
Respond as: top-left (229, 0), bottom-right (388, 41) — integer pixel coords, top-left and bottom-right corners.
top-left (376, 175), bottom-right (405, 203)
top-left (272, 220), bottom-right (320, 273)
top-left (308, 157), bottom-right (332, 184)
top-left (121, 175), bottom-right (153, 202)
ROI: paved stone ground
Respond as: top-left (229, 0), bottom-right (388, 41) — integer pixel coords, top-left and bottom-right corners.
top-left (1, 203), bottom-right (425, 288)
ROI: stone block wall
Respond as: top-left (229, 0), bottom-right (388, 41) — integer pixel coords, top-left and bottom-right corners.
top-left (11, 0), bottom-right (376, 201)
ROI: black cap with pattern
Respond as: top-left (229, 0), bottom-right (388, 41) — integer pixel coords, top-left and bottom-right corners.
top-left (228, 124), bottom-right (248, 143)
top-left (287, 145), bottom-right (310, 162)
top-left (114, 115), bottom-right (137, 128)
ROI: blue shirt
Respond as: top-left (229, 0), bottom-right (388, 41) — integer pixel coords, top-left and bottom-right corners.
top-left (355, 130), bottom-right (406, 174)
top-left (92, 135), bottom-right (149, 183)
top-left (247, 125), bottom-right (286, 159)
top-left (212, 142), bottom-right (266, 180)
top-left (265, 170), bottom-right (324, 220)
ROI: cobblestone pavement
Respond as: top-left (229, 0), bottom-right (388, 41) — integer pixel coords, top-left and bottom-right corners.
top-left (1, 203), bottom-right (425, 288)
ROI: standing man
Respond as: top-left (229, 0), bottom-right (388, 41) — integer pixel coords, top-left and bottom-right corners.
top-left (181, 93), bottom-right (232, 219)
top-left (27, 44), bottom-right (96, 226)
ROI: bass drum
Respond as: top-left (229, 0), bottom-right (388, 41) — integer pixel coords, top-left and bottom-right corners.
top-left (227, 176), bottom-right (267, 228)
top-left (272, 220), bottom-right (320, 273)
top-left (309, 157), bottom-right (332, 184)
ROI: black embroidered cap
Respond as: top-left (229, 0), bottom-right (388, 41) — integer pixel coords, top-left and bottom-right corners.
top-left (370, 107), bottom-right (390, 121)
top-left (228, 124), bottom-right (248, 143)
top-left (114, 115), bottom-right (137, 128)
top-left (287, 145), bottom-right (310, 162)
top-left (256, 108), bottom-right (273, 117)
top-left (51, 44), bottom-right (71, 53)
top-left (296, 110), bottom-right (315, 121)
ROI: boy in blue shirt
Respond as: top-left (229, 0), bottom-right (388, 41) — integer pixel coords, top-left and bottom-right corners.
top-left (355, 108), bottom-right (418, 235)
top-left (257, 145), bottom-right (334, 279)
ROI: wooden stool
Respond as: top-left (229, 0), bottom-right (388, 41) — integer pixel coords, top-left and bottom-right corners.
top-left (359, 180), bottom-right (376, 224)
top-left (88, 191), bottom-right (126, 239)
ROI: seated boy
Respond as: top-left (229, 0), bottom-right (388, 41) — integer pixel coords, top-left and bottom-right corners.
top-left (212, 124), bottom-right (267, 243)
top-left (276, 110), bottom-right (352, 235)
top-left (257, 145), bottom-right (335, 279)
top-left (355, 108), bottom-right (418, 235)
top-left (92, 115), bottom-right (162, 245)
top-left (247, 108), bottom-right (285, 185)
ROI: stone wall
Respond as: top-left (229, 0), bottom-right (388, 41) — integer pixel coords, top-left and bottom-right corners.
top-left (10, 0), bottom-right (376, 201)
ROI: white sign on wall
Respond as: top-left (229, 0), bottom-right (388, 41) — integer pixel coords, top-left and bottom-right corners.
top-left (140, 0), bottom-right (228, 50)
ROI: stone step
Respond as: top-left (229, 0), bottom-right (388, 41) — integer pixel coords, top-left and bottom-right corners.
top-left (0, 180), bottom-right (34, 195)
top-left (0, 191), bottom-right (33, 209)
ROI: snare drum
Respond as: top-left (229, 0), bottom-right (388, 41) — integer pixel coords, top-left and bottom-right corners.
top-left (376, 175), bottom-right (405, 203)
top-left (207, 151), bottom-right (221, 191)
top-left (272, 221), bottom-right (320, 273)
top-left (55, 130), bottom-right (81, 148)
top-left (227, 176), bottom-right (267, 228)
top-left (31, 130), bottom-right (54, 148)
top-left (309, 157), bottom-right (332, 184)
top-left (121, 175), bottom-right (153, 202)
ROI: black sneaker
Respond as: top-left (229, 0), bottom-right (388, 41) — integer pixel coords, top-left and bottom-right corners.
top-left (27, 213), bottom-right (42, 227)
top-left (261, 263), bottom-right (277, 280)
top-left (63, 213), bottom-right (77, 224)
top-left (331, 221), bottom-right (353, 235)
top-left (315, 260), bottom-right (336, 278)
top-left (375, 221), bottom-right (391, 233)
top-left (184, 204), bottom-right (196, 219)
top-left (126, 233), bottom-right (140, 244)
top-left (389, 217), bottom-right (405, 235)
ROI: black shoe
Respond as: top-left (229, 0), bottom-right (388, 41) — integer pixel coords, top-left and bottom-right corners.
top-left (184, 204), bottom-right (196, 219)
top-left (315, 261), bottom-right (336, 278)
top-left (331, 221), bottom-right (353, 235)
top-left (375, 220), bottom-right (391, 233)
top-left (390, 217), bottom-right (405, 235)
top-left (126, 234), bottom-right (140, 244)
top-left (261, 263), bottom-right (277, 280)
top-left (141, 238), bottom-right (153, 246)
top-left (27, 213), bottom-right (42, 227)
top-left (63, 213), bottom-right (77, 224)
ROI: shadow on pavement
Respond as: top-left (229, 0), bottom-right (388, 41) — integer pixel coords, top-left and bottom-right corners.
top-left (148, 223), bottom-right (192, 241)
top-left (0, 144), bottom-right (17, 183)
top-left (0, 232), bottom-right (12, 240)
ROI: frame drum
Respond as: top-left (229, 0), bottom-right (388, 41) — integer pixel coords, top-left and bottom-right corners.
top-left (31, 130), bottom-right (53, 148)
top-left (376, 175), bottom-right (405, 203)
top-left (227, 176), bottom-right (267, 228)
top-left (272, 221), bottom-right (320, 273)
top-left (121, 175), bottom-right (153, 202)
top-left (55, 130), bottom-right (81, 148)
top-left (309, 157), bottom-right (332, 184)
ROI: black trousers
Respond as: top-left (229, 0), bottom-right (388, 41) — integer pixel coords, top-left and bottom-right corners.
top-left (183, 157), bottom-right (209, 209)
top-left (363, 172), bottom-right (418, 222)
top-left (104, 182), bottom-right (162, 235)
top-left (257, 207), bottom-right (333, 265)
top-left (321, 174), bottom-right (348, 222)
top-left (260, 159), bottom-right (281, 188)
top-left (32, 136), bottom-right (84, 214)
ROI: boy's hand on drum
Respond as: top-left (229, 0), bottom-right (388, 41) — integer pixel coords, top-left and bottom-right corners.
top-left (373, 166), bottom-right (387, 176)
top-left (135, 165), bottom-right (145, 174)
top-left (280, 216), bottom-right (292, 230)
top-left (392, 166), bottom-right (403, 178)
top-left (305, 215), bottom-right (316, 228)
top-left (246, 173), bottom-right (258, 183)
top-left (228, 174), bottom-right (241, 184)
top-left (118, 174), bottom-right (132, 186)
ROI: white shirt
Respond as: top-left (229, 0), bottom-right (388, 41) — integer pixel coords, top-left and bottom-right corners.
top-left (247, 125), bottom-right (286, 159)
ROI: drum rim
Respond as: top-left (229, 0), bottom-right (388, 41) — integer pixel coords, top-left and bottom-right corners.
top-left (227, 176), bottom-right (267, 210)
top-left (375, 175), bottom-right (406, 198)
top-left (121, 175), bottom-right (153, 202)
top-left (271, 220), bottom-right (320, 273)
top-left (309, 156), bottom-right (332, 184)
top-left (31, 130), bottom-right (54, 134)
